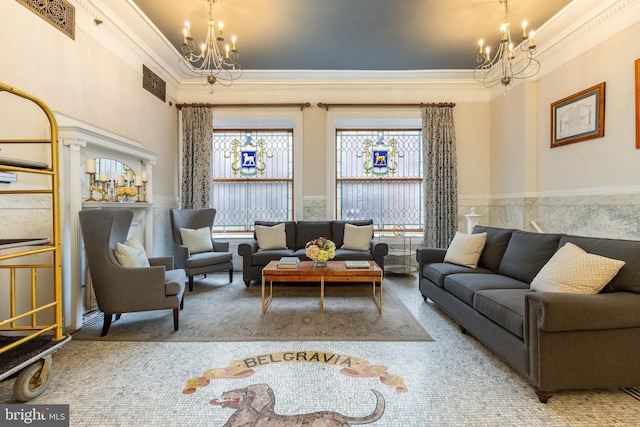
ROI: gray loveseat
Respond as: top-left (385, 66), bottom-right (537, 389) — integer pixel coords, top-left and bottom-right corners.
top-left (416, 225), bottom-right (640, 402)
top-left (238, 220), bottom-right (388, 286)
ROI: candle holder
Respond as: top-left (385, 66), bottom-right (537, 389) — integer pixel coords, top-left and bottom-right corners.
top-left (135, 185), bottom-right (143, 203)
top-left (99, 180), bottom-right (109, 202)
top-left (142, 181), bottom-right (148, 203)
top-left (109, 181), bottom-right (117, 202)
top-left (85, 172), bottom-right (97, 201)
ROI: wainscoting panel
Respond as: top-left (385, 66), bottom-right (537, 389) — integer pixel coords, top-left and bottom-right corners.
top-left (486, 193), bottom-right (640, 240)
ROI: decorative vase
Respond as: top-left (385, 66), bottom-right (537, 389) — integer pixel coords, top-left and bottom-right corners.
top-left (313, 260), bottom-right (327, 268)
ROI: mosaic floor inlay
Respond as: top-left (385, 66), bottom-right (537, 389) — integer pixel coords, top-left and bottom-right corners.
top-left (1, 275), bottom-right (639, 426)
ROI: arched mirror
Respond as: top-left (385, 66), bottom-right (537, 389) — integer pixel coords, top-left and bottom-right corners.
top-left (82, 158), bottom-right (146, 202)
top-left (82, 158), bottom-right (137, 183)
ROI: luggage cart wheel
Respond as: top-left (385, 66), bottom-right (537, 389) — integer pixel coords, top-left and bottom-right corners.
top-left (14, 355), bottom-right (53, 402)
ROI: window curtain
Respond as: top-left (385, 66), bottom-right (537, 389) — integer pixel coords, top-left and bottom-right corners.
top-left (422, 106), bottom-right (458, 248)
top-left (181, 106), bottom-right (213, 209)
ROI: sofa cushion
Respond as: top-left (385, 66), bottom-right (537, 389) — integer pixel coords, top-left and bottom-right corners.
top-left (444, 232), bottom-right (487, 268)
top-left (443, 273), bottom-right (529, 307)
top-left (331, 220), bottom-right (373, 248)
top-left (334, 248), bottom-right (374, 261)
top-left (185, 251), bottom-right (233, 268)
top-left (255, 221), bottom-right (297, 250)
top-left (341, 223), bottom-right (374, 251)
top-left (498, 231), bottom-right (562, 283)
top-left (253, 248), bottom-right (296, 264)
top-left (255, 223), bottom-right (288, 250)
top-left (423, 263), bottom-right (494, 288)
top-left (530, 242), bottom-right (625, 294)
top-left (295, 221), bottom-right (333, 250)
top-left (472, 226), bottom-right (514, 272)
top-left (164, 268), bottom-right (186, 297)
top-left (559, 235), bottom-right (640, 294)
top-left (474, 289), bottom-right (528, 339)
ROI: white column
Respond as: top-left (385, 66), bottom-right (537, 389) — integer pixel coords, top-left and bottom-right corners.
top-left (61, 137), bottom-right (86, 330)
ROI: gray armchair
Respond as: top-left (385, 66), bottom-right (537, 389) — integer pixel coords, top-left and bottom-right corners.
top-left (79, 209), bottom-right (186, 337)
top-left (169, 208), bottom-right (233, 291)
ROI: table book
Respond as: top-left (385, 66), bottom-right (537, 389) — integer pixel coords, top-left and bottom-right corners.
top-left (345, 260), bottom-right (371, 269)
top-left (278, 256), bottom-right (300, 269)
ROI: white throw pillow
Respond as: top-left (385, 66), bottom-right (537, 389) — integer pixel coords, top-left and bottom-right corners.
top-left (114, 237), bottom-right (150, 268)
top-left (341, 223), bottom-right (373, 251)
top-left (444, 232), bottom-right (487, 268)
top-left (530, 242), bottom-right (625, 294)
top-left (255, 223), bottom-right (287, 251)
top-left (180, 226), bottom-right (213, 254)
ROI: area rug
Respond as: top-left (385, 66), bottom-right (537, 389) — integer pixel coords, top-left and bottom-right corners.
top-left (71, 275), bottom-right (433, 342)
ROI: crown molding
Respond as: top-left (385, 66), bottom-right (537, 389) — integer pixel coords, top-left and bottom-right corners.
top-left (72, 0), bottom-right (181, 89)
top-left (535, 0), bottom-right (640, 78)
top-left (75, 0), bottom-right (639, 101)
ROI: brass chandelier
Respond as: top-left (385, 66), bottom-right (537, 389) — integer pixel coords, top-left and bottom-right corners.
top-left (179, 0), bottom-right (241, 93)
top-left (474, 0), bottom-right (540, 88)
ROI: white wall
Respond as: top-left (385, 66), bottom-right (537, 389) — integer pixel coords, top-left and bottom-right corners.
top-left (537, 22), bottom-right (640, 194)
top-left (488, 21), bottom-right (640, 237)
top-left (1, 1), bottom-right (180, 202)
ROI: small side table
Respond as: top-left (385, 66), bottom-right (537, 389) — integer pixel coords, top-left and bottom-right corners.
top-left (381, 233), bottom-right (417, 276)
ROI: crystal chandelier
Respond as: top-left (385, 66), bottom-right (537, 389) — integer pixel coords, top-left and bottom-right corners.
top-left (179, 0), bottom-right (241, 93)
top-left (474, 0), bottom-right (540, 88)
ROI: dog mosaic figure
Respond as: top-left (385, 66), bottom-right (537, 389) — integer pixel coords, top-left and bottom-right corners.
top-left (210, 383), bottom-right (385, 426)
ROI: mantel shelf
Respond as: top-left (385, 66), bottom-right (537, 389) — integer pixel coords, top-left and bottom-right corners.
top-left (82, 202), bottom-right (153, 208)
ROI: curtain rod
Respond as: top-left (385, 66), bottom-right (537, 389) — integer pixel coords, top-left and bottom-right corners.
top-left (317, 102), bottom-right (455, 111)
top-left (176, 102), bottom-right (311, 111)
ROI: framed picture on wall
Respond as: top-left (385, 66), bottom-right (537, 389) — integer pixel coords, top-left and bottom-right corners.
top-left (551, 82), bottom-right (605, 148)
top-left (635, 58), bottom-right (640, 149)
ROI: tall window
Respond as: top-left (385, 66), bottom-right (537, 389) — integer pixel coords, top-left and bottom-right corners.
top-left (336, 129), bottom-right (423, 232)
top-left (212, 130), bottom-right (294, 231)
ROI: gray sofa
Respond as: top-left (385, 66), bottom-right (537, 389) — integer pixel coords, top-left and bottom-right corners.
top-left (416, 225), bottom-right (640, 403)
top-left (238, 220), bottom-right (388, 286)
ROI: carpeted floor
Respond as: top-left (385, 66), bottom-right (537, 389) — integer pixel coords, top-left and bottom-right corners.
top-left (71, 277), bottom-right (432, 342)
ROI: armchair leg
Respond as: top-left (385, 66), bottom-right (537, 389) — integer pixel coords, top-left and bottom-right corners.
top-left (180, 297), bottom-right (184, 310)
top-left (101, 313), bottom-right (113, 337)
top-left (244, 280), bottom-right (251, 287)
top-left (115, 313), bottom-right (122, 321)
top-left (188, 276), bottom-right (194, 292)
top-left (229, 269), bottom-right (233, 283)
top-left (173, 307), bottom-right (179, 331)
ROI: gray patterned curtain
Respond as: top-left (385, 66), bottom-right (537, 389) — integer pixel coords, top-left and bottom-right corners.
top-left (422, 106), bottom-right (458, 248)
top-left (181, 106), bottom-right (213, 209)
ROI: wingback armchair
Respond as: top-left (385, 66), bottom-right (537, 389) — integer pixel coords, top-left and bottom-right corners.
top-left (169, 208), bottom-right (233, 291)
top-left (79, 209), bottom-right (186, 337)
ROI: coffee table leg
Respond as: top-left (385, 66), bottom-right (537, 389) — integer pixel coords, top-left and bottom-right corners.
top-left (262, 276), bottom-right (273, 314)
top-left (372, 280), bottom-right (383, 314)
top-left (320, 276), bottom-right (324, 314)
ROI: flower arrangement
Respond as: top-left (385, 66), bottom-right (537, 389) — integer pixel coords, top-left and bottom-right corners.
top-left (116, 186), bottom-right (137, 201)
top-left (305, 237), bottom-right (336, 264)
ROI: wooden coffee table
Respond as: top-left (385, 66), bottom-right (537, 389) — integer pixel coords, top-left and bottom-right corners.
top-left (261, 260), bottom-right (383, 314)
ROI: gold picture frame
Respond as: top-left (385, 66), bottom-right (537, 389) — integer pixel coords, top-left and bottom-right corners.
top-left (635, 59), bottom-right (640, 149)
top-left (551, 82), bottom-right (605, 148)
